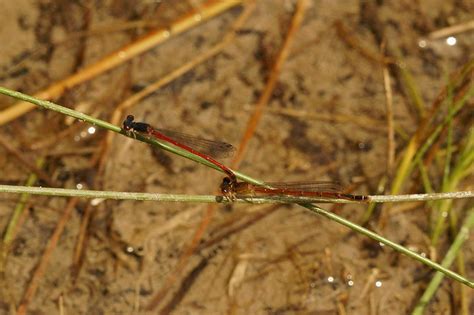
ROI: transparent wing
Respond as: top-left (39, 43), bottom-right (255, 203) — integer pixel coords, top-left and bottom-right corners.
top-left (155, 128), bottom-right (235, 159)
top-left (263, 181), bottom-right (344, 192)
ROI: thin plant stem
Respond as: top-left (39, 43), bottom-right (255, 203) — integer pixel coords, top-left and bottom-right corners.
top-left (0, 184), bottom-right (472, 204)
top-left (303, 203), bottom-right (474, 289)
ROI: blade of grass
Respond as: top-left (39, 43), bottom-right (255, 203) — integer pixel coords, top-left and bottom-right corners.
top-left (0, 158), bottom-right (44, 275)
top-left (430, 89), bottom-right (455, 244)
top-left (359, 175), bottom-right (387, 224)
top-left (397, 60), bottom-right (426, 118)
top-left (393, 83), bottom-right (474, 201)
top-left (417, 160), bottom-right (436, 233)
top-left (432, 128), bottom-right (474, 245)
top-left (391, 59), bottom-right (474, 195)
top-left (449, 211), bottom-right (469, 315)
top-left (412, 209), bottom-right (474, 314)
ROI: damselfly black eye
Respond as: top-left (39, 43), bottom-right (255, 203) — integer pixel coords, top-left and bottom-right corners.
top-left (123, 115), bottom-right (136, 130)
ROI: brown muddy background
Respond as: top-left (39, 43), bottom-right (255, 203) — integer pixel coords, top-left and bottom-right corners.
top-left (0, 1), bottom-right (473, 314)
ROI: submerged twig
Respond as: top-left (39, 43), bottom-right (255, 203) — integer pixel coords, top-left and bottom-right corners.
top-left (232, 0), bottom-right (308, 167)
top-left (16, 198), bottom-right (78, 315)
top-left (427, 20), bottom-right (474, 40)
top-left (0, 136), bottom-right (55, 187)
top-left (382, 46), bottom-right (395, 174)
top-left (334, 20), bottom-right (395, 65)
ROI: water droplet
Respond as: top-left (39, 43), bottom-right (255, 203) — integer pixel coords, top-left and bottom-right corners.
top-left (91, 198), bottom-right (104, 206)
top-left (446, 36), bottom-right (457, 46)
top-left (87, 126), bottom-right (96, 135)
top-left (418, 39), bottom-right (427, 48)
top-left (76, 183), bottom-right (83, 190)
top-left (327, 276), bottom-right (334, 283)
top-left (375, 280), bottom-right (382, 288)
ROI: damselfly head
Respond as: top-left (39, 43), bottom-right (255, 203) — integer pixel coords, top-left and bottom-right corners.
top-left (122, 115), bottom-right (135, 131)
top-left (220, 177), bottom-right (237, 201)
top-left (220, 177), bottom-right (232, 193)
